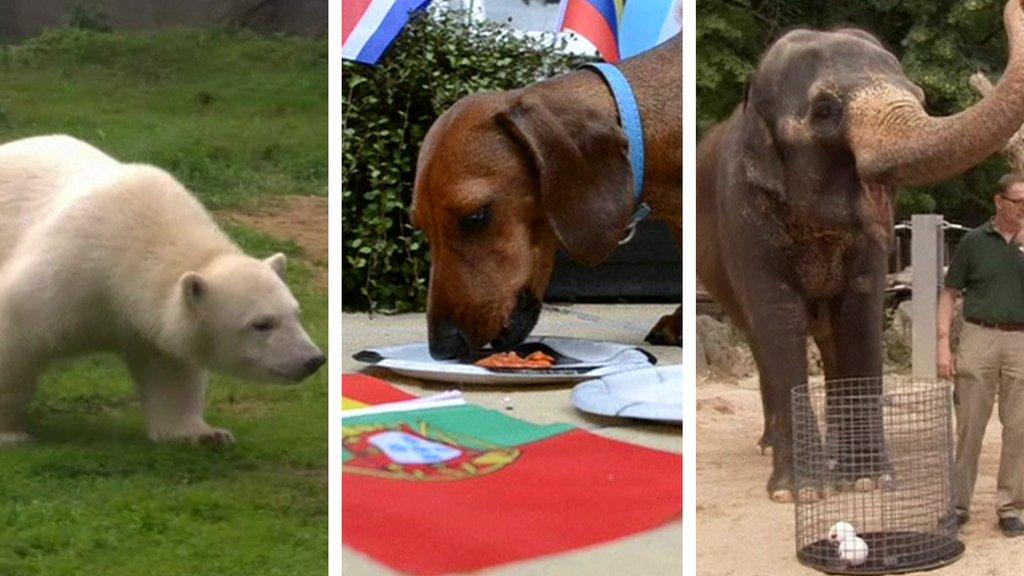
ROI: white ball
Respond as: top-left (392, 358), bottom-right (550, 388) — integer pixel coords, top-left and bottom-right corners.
top-left (828, 521), bottom-right (857, 544)
top-left (839, 536), bottom-right (870, 566)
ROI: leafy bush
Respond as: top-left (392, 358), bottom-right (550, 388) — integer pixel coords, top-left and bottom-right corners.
top-left (342, 9), bottom-right (589, 312)
top-left (68, 4), bottom-right (113, 33)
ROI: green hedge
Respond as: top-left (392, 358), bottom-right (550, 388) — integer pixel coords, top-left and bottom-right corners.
top-left (342, 9), bottom-right (589, 312)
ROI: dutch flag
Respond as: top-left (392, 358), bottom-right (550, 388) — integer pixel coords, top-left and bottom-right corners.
top-left (343, 0), bottom-right (433, 66)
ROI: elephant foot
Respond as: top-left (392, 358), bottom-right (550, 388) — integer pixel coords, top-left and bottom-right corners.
top-left (855, 477), bottom-right (877, 492)
top-left (768, 470), bottom-right (794, 503)
top-left (834, 478), bottom-right (870, 493)
top-left (644, 308), bottom-right (681, 346)
top-left (835, 473), bottom-right (893, 493)
top-left (796, 486), bottom-right (824, 503)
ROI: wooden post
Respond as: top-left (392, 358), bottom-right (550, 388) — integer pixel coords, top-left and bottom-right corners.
top-left (912, 215), bottom-right (944, 380)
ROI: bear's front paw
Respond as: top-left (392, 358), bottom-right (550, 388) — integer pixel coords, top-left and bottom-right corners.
top-left (190, 424), bottom-right (234, 446)
top-left (153, 426), bottom-right (235, 447)
top-left (0, 431), bottom-right (32, 447)
top-left (186, 427), bottom-right (235, 447)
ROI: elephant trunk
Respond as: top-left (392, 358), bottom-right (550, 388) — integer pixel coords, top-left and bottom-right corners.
top-left (847, 0), bottom-right (1024, 187)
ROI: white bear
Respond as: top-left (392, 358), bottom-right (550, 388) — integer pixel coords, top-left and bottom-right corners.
top-left (0, 135), bottom-right (324, 446)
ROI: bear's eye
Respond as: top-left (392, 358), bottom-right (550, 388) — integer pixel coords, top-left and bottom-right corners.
top-left (251, 318), bottom-right (277, 332)
top-left (459, 204), bottom-right (491, 234)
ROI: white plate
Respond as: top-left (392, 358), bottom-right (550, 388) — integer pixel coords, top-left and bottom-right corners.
top-left (352, 336), bottom-right (656, 385)
top-left (571, 365), bottom-right (683, 423)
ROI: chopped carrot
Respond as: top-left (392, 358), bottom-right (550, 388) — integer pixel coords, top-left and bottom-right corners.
top-left (474, 351), bottom-right (555, 369)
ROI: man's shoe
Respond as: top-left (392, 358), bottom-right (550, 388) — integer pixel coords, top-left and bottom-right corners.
top-left (999, 517), bottom-right (1024, 537)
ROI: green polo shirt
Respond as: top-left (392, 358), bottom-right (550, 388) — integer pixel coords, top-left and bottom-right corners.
top-left (945, 220), bottom-right (1024, 324)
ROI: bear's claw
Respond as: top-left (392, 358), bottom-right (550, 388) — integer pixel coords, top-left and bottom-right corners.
top-left (155, 426), bottom-right (236, 447)
top-left (191, 428), bottom-right (235, 447)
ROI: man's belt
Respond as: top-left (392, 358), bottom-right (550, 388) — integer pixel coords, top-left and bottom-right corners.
top-left (967, 318), bottom-right (1024, 332)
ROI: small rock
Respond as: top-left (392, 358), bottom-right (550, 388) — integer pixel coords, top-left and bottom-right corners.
top-left (696, 315), bottom-right (754, 379)
top-left (696, 396), bottom-right (735, 415)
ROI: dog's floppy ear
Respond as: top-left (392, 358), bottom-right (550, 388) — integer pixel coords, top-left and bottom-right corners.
top-left (496, 93), bottom-right (633, 266)
top-left (740, 95), bottom-right (787, 200)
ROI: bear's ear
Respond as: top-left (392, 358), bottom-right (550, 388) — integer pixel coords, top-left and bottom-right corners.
top-left (265, 253), bottom-right (287, 279)
top-left (179, 272), bottom-right (206, 308)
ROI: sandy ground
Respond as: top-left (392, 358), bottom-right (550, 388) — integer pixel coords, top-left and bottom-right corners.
top-left (217, 195), bottom-right (327, 286)
top-left (698, 376), bottom-right (1024, 575)
top-left (342, 304), bottom-right (682, 576)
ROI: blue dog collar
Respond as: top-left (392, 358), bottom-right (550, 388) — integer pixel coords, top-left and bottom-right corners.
top-left (581, 62), bottom-right (650, 244)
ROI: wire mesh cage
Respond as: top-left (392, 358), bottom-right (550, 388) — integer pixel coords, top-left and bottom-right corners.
top-left (792, 377), bottom-right (964, 574)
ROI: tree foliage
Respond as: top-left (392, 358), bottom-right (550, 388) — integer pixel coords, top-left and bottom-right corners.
top-left (697, 0), bottom-right (1015, 225)
top-left (342, 9), bottom-right (588, 312)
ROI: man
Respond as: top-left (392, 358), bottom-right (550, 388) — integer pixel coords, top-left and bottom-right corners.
top-left (938, 173), bottom-right (1024, 537)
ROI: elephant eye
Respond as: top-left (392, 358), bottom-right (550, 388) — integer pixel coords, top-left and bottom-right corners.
top-left (459, 204), bottom-right (491, 234)
top-left (811, 95), bottom-right (842, 122)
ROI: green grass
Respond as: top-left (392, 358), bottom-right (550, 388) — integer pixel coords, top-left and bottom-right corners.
top-left (0, 27), bottom-right (327, 209)
top-left (0, 29), bottom-right (327, 576)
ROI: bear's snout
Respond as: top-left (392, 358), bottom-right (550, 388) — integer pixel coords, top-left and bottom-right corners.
top-left (302, 354), bottom-right (325, 377)
top-left (278, 350), bottom-right (324, 382)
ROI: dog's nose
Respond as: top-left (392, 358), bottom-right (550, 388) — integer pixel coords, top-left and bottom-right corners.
top-left (303, 354), bottom-right (326, 375)
top-left (429, 318), bottom-right (470, 360)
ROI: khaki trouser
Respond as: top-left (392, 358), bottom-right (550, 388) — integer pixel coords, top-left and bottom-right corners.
top-left (955, 322), bottom-right (1024, 518)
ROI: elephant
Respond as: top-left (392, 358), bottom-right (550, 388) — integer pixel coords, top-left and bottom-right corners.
top-left (697, 0), bottom-right (1024, 502)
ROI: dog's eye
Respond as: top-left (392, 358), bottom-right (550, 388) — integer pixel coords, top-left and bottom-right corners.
top-left (459, 204), bottom-right (491, 233)
top-left (251, 318), bottom-right (277, 332)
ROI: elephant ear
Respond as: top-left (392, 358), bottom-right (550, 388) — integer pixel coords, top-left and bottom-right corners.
top-left (740, 99), bottom-right (787, 200)
top-left (496, 93), bottom-right (634, 266)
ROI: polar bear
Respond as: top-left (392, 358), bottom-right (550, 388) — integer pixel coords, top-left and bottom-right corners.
top-left (0, 135), bottom-right (325, 446)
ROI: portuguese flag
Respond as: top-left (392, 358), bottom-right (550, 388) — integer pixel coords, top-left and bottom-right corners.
top-left (342, 374), bottom-right (682, 575)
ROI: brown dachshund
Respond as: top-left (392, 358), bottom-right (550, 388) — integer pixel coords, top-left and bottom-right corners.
top-left (411, 36), bottom-right (681, 359)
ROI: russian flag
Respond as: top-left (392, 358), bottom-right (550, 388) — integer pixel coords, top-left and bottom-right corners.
top-left (343, 0), bottom-right (432, 66)
top-left (619, 0), bottom-right (682, 59)
top-left (556, 0), bottom-right (623, 63)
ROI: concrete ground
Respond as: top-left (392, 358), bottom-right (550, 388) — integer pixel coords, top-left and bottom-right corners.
top-left (342, 303), bottom-right (683, 576)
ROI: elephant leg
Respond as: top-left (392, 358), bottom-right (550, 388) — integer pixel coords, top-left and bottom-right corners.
top-left (827, 254), bottom-right (888, 483)
top-left (810, 303), bottom-right (841, 380)
top-left (770, 301), bottom-right (839, 457)
top-left (744, 288), bottom-right (810, 503)
top-left (757, 378), bottom-right (774, 454)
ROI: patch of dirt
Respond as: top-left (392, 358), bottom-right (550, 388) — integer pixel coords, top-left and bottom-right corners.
top-left (698, 378), bottom-right (1024, 575)
top-left (217, 195), bottom-right (327, 288)
top-left (696, 396), bottom-right (735, 415)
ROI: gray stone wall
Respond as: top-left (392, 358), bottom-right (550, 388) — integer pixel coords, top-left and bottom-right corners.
top-left (0, 0), bottom-right (325, 41)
